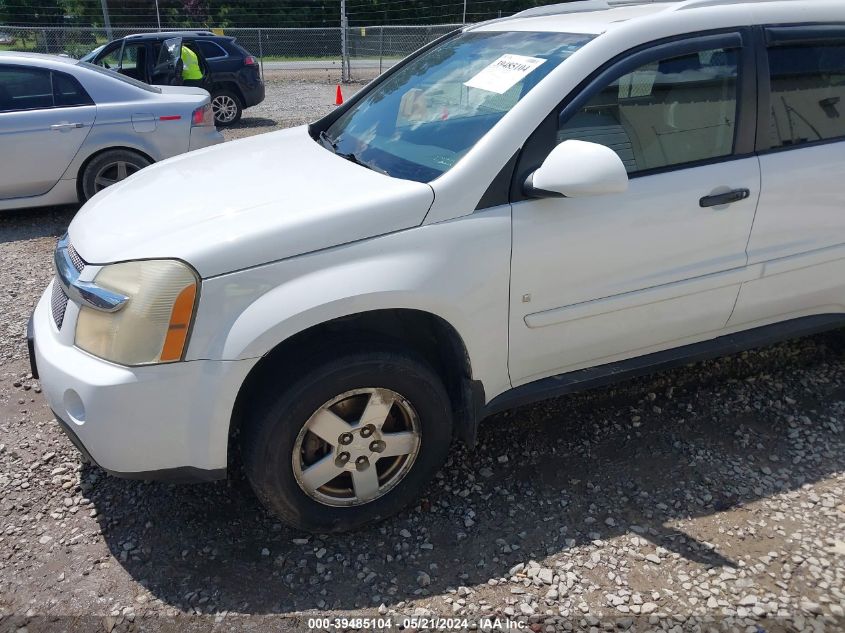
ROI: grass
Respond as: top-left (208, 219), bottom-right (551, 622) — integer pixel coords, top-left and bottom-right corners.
top-left (259, 54), bottom-right (403, 62)
top-left (0, 41), bottom-right (38, 52)
top-left (0, 34), bottom-right (108, 56)
top-left (0, 43), bottom-right (342, 62)
top-left (260, 55), bottom-right (340, 62)
top-left (0, 41), bottom-right (399, 64)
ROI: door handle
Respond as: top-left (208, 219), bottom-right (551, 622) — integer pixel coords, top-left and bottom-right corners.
top-left (699, 188), bottom-right (750, 208)
top-left (50, 122), bottom-right (84, 131)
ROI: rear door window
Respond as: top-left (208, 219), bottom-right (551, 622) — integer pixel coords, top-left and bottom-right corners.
top-left (0, 66), bottom-right (95, 112)
top-left (767, 41), bottom-right (845, 148)
top-left (52, 71), bottom-right (94, 107)
top-left (0, 66), bottom-right (54, 112)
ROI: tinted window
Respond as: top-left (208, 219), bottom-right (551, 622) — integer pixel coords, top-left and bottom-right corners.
top-left (197, 40), bottom-right (227, 58)
top-left (0, 66), bottom-right (53, 112)
top-left (768, 43), bottom-right (845, 148)
top-left (557, 47), bottom-right (739, 173)
top-left (231, 40), bottom-right (255, 57)
top-left (53, 71), bottom-right (94, 107)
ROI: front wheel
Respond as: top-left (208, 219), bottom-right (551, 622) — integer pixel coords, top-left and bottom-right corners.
top-left (210, 90), bottom-right (242, 126)
top-left (241, 349), bottom-right (453, 532)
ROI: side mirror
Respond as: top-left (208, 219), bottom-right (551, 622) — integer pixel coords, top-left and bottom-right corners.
top-left (525, 139), bottom-right (629, 199)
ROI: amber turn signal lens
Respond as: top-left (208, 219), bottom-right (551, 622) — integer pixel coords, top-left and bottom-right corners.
top-left (160, 283), bottom-right (197, 362)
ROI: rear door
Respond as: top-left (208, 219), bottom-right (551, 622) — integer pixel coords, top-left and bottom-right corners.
top-left (0, 65), bottom-right (95, 200)
top-left (151, 37), bottom-right (183, 85)
top-left (729, 26), bottom-right (845, 327)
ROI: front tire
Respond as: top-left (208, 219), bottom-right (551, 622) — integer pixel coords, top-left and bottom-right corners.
top-left (241, 349), bottom-right (453, 533)
top-left (211, 90), bottom-right (243, 126)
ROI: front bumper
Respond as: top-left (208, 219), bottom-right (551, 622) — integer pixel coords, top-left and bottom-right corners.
top-left (31, 283), bottom-right (256, 480)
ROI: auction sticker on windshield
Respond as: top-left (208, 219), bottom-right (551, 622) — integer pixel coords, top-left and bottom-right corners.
top-left (464, 54), bottom-right (546, 94)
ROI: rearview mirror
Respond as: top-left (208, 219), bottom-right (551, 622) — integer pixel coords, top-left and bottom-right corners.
top-left (525, 140), bottom-right (629, 199)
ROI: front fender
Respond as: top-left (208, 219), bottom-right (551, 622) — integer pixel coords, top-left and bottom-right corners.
top-left (187, 208), bottom-right (513, 400)
top-left (225, 261), bottom-right (458, 360)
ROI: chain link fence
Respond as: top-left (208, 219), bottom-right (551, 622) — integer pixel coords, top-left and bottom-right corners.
top-left (346, 24), bottom-right (461, 74)
top-left (0, 24), bottom-right (462, 80)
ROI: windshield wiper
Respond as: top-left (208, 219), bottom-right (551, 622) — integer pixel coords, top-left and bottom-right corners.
top-left (337, 151), bottom-right (387, 175)
top-left (318, 130), bottom-right (338, 151)
top-left (319, 130), bottom-right (386, 175)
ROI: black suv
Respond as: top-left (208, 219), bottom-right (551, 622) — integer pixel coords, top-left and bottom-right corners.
top-left (81, 31), bottom-right (264, 126)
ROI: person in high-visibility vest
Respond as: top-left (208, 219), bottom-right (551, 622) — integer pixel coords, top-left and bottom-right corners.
top-left (180, 45), bottom-right (203, 82)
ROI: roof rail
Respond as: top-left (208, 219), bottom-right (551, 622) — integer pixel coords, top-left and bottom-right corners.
top-left (671, 0), bottom-right (795, 10)
top-left (511, 0), bottom-right (789, 20)
top-left (126, 30), bottom-right (216, 38)
top-left (511, 0), bottom-right (686, 19)
top-left (512, 1), bottom-right (611, 18)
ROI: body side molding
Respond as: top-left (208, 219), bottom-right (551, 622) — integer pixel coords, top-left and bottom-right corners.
top-left (482, 314), bottom-right (845, 417)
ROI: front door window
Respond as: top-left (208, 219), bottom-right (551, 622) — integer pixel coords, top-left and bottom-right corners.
top-left (557, 47), bottom-right (739, 173)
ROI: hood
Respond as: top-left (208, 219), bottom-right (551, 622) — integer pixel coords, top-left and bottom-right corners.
top-left (68, 126), bottom-right (435, 277)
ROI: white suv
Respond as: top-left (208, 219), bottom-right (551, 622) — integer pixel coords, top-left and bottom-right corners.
top-left (31, 0), bottom-right (845, 532)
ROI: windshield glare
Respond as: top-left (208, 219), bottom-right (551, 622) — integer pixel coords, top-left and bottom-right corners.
top-left (323, 30), bottom-right (594, 182)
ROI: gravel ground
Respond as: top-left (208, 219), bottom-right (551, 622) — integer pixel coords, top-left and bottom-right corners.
top-left (1, 74), bottom-right (845, 633)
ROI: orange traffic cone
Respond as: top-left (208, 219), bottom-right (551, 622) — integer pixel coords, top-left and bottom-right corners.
top-left (335, 85), bottom-right (344, 105)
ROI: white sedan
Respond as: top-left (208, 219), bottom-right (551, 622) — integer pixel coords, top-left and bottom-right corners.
top-left (0, 51), bottom-right (222, 211)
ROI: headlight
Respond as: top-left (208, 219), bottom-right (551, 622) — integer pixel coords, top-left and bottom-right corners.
top-left (75, 260), bottom-right (199, 366)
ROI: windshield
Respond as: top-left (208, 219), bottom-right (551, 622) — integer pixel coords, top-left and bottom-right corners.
top-left (322, 30), bottom-right (594, 182)
top-left (79, 45), bottom-right (104, 63)
top-left (78, 61), bottom-right (162, 93)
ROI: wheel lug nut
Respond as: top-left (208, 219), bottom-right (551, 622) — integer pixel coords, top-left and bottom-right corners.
top-left (355, 456), bottom-right (369, 471)
top-left (339, 432), bottom-right (353, 445)
top-left (335, 451), bottom-right (350, 466)
top-left (370, 440), bottom-right (386, 453)
top-left (360, 425), bottom-right (375, 438)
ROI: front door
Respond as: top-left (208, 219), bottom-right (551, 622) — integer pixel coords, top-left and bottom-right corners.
top-left (151, 37), bottom-right (183, 85)
top-left (508, 32), bottom-right (760, 385)
top-left (0, 65), bottom-right (95, 200)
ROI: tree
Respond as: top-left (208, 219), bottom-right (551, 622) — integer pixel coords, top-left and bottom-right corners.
top-left (0, 0), bottom-right (65, 25)
top-left (1, 0), bottom-right (570, 29)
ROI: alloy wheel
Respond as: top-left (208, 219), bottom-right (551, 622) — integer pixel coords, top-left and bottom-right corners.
top-left (92, 161), bottom-right (141, 192)
top-left (212, 94), bottom-right (239, 123)
top-left (291, 387), bottom-right (422, 507)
